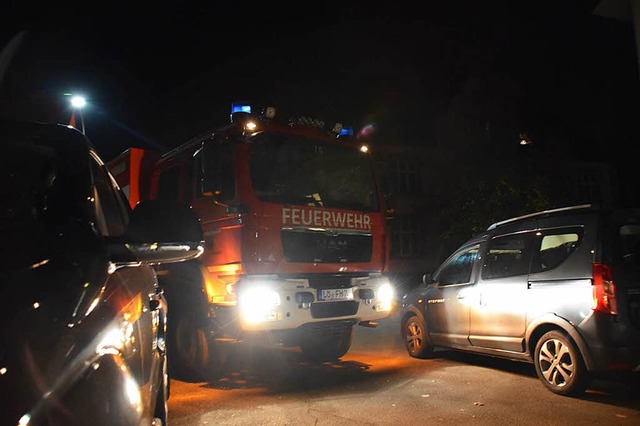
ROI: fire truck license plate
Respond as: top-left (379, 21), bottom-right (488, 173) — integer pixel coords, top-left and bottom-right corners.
top-left (319, 288), bottom-right (354, 301)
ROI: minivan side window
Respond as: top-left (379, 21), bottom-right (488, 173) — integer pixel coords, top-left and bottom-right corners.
top-left (482, 233), bottom-right (531, 280)
top-left (531, 228), bottom-right (582, 273)
top-left (437, 245), bottom-right (479, 286)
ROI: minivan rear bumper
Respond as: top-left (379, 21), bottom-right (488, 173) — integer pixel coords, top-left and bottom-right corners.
top-left (573, 314), bottom-right (640, 373)
top-left (587, 344), bottom-right (640, 373)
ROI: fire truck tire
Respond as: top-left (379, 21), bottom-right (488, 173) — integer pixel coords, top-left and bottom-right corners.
top-left (170, 311), bottom-right (210, 381)
top-left (162, 260), bottom-right (236, 381)
top-left (169, 311), bottom-right (232, 381)
top-left (300, 325), bottom-right (353, 362)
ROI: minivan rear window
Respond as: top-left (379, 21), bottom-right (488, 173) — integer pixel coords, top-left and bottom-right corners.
top-left (529, 227), bottom-right (583, 274)
top-left (538, 232), bottom-right (580, 271)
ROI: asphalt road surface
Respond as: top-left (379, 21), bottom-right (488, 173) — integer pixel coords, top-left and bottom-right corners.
top-left (167, 307), bottom-right (640, 425)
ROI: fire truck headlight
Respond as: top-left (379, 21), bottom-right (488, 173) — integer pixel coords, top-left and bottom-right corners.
top-left (376, 282), bottom-right (394, 312)
top-left (238, 286), bottom-right (281, 324)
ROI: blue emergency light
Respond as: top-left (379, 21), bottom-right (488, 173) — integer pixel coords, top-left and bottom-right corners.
top-left (231, 101), bottom-right (252, 114)
top-left (230, 101), bottom-right (253, 123)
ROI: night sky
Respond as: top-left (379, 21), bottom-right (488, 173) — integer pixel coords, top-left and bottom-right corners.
top-left (1, 1), bottom-right (638, 162)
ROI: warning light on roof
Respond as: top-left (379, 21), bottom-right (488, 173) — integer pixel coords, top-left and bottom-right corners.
top-left (338, 127), bottom-right (354, 138)
top-left (265, 106), bottom-right (276, 119)
top-left (231, 101), bottom-right (252, 115)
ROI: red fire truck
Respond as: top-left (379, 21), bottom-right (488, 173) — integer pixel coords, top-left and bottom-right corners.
top-left (109, 101), bottom-right (394, 379)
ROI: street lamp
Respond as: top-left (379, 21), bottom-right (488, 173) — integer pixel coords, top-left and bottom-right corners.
top-left (66, 94), bottom-right (87, 134)
top-left (518, 132), bottom-right (533, 146)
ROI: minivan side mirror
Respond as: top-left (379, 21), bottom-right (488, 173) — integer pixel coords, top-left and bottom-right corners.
top-left (423, 273), bottom-right (435, 286)
top-left (115, 200), bottom-right (204, 266)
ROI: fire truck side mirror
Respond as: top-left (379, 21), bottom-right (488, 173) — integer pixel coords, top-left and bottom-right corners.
top-left (201, 141), bottom-right (223, 197)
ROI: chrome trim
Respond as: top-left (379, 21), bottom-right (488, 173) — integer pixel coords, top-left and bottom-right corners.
top-left (487, 204), bottom-right (593, 230)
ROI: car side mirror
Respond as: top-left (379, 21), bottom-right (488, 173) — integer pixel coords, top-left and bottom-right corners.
top-left (117, 200), bottom-right (204, 266)
top-left (423, 273), bottom-right (435, 287)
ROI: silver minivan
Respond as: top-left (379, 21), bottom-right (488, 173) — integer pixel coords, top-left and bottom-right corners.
top-left (400, 204), bottom-right (640, 396)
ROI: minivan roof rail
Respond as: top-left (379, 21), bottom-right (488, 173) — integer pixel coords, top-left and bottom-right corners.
top-left (487, 204), bottom-right (593, 231)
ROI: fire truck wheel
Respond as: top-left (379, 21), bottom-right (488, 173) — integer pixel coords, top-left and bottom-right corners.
top-left (300, 325), bottom-right (353, 362)
top-left (170, 312), bottom-right (211, 381)
top-left (169, 311), bottom-right (232, 381)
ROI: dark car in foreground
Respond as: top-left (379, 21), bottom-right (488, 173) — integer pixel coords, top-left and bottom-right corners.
top-left (0, 119), bottom-right (203, 425)
top-left (401, 204), bottom-right (640, 396)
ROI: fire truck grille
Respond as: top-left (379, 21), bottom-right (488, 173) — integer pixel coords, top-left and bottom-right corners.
top-left (281, 229), bottom-right (372, 263)
top-left (310, 301), bottom-right (359, 318)
top-left (308, 275), bottom-right (360, 289)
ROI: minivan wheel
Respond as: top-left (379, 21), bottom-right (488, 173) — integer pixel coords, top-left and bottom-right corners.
top-left (534, 330), bottom-right (591, 396)
top-left (403, 315), bottom-right (435, 358)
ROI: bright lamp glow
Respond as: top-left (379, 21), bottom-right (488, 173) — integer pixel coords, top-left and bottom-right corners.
top-left (70, 95), bottom-right (87, 108)
top-left (376, 282), bottom-right (394, 312)
top-left (377, 282), bottom-right (394, 301)
top-left (377, 283), bottom-right (395, 304)
top-left (238, 285), bottom-right (281, 324)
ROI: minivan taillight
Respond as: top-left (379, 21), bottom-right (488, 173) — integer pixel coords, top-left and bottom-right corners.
top-left (592, 263), bottom-right (617, 315)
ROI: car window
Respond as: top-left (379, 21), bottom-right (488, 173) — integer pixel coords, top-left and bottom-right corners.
top-left (482, 233), bottom-right (531, 279)
top-left (436, 245), bottom-right (479, 286)
top-left (615, 222), bottom-right (640, 274)
top-left (200, 140), bottom-right (235, 203)
top-left (90, 151), bottom-right (128, 236)
top-left (531, 228), bottom-right (582, 273)
top-left (619, 224), bottom-right (640, 252)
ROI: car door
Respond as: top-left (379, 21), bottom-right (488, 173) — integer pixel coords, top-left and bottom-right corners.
top-left (426, 244), bottom-right (480, 347)
top-left (468, 232), bottom-right (532, 352)
top-left (526, 226), bottom-right (589, 325)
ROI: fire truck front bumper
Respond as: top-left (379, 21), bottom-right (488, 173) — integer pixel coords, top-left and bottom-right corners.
top-left (234, 273), bottom-right (394, 332)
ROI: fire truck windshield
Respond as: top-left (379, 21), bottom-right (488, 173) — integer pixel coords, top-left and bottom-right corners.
top-left (249, 133), bottom-right (379, 212)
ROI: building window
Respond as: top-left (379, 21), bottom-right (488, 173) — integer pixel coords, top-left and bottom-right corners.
top-left (380, 157), bottom-right (421, 195)
top-left (390, 216), bottom-right (424, 258)
top-left (568, 163), bottom-right (614, 205)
